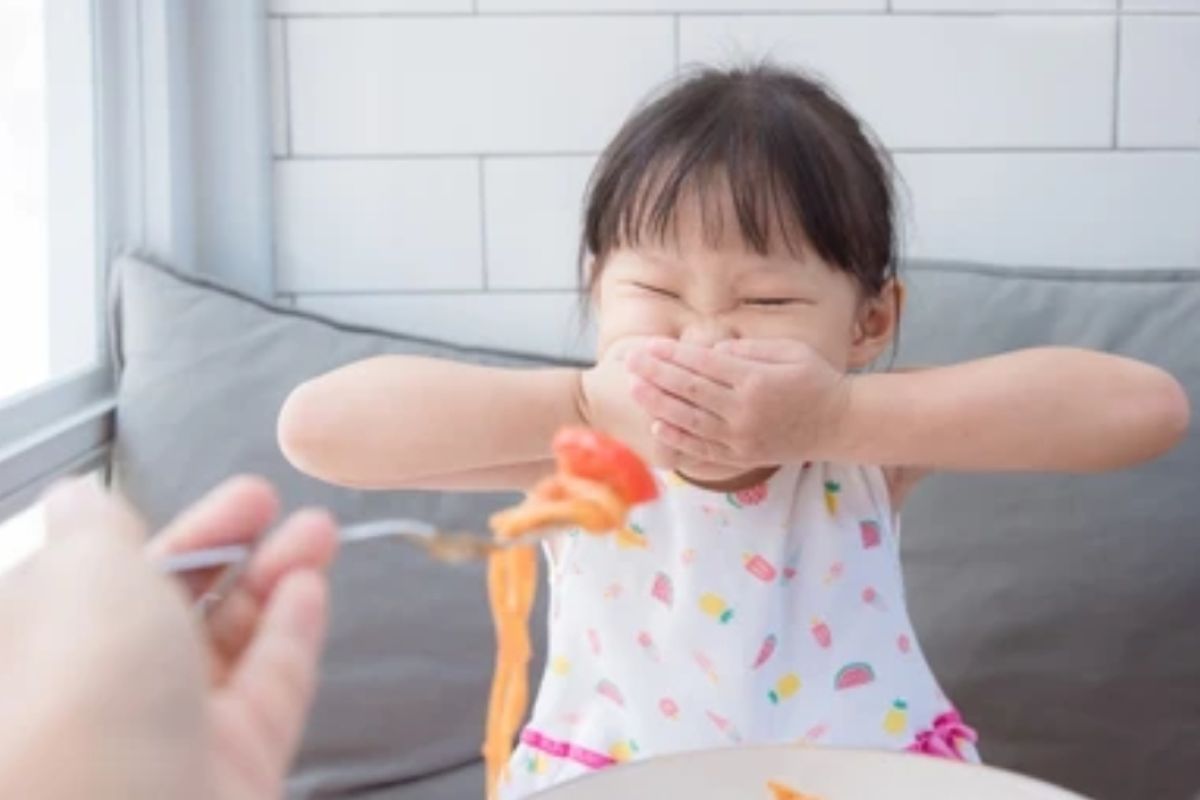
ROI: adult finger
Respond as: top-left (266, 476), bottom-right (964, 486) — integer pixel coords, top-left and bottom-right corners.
top-left (44, 476), bottom-right (147, 547)
top-left (146, 475), bottom-right (279, 560)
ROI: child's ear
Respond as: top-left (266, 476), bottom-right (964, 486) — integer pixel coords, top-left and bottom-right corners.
top-left (848, 279), bottom-right (904, 369)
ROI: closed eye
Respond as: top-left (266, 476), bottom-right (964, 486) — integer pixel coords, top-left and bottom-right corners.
top-left (633, 282), bottom-right (680, 300)
top-left (744, 297), bottom-right (801, 307)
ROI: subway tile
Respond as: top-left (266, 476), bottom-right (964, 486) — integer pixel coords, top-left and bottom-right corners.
top-left (288, 16), bottom-right (674, 155)
top-left (893, 0), bottom-right (1113, 9)
top-left (1119, 17), bottom-right (1200, 147)
top-left (268, 20), bottom-right (288, 157)
top-left (1122, 0), bottom-right (1200, 10)
top-left (895, 152), bottom-right (1200, 269)
top-left (275, 159), bottom-right (484, 292)
top-left (269, 0), bottom-right (472, 13)
top-left (484, 156), bottom-right (596, 290)
top-left (480, 0), bottom-right (882, 10)
top-left (681, 15), bottom-right (1115, 148)
top-left (296, 293), bottom-right (595, 359)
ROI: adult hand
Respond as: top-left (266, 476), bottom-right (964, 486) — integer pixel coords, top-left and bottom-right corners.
top-left (0, 476), bottom-right (337, 800)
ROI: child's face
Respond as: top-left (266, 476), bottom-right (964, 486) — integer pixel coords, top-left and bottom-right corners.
top-left (592, 189), bottom-right (892, 375)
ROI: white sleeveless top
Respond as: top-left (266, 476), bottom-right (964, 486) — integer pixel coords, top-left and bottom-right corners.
top-left (500, 462), bottom-right (978, 799)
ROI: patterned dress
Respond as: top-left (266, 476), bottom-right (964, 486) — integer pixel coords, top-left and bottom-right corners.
top-left (499, 462), bottom-right (978, 799)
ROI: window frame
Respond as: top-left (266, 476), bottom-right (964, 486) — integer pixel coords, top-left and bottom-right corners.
top-left (0, 0), bottom-right (189, 522)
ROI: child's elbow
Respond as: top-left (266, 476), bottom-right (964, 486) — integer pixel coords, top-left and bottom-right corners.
top-left (277, 380), bottom-right (339, 479)
top-left (1137, 368), bottom-right (1191, 460)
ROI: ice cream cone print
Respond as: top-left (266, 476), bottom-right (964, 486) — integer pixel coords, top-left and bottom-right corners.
top-left (766, 780), bottom-right (820, 800)
top-left (768, 673), bottom-right (801, 704)
top-left (636, 630), bottom-right (661, 662)
top-left (550, 656), bottom-right (571, 676)
top-left (699, 592), bottom-right (734, 623)
top-left (596, 678), bottom-right (625, 706)
top-left (860, 519), bottom-right (881, 549)
top-left (862, 586), bottom-right (887, 611)
top-left (587, 628), bottom-right (601, 655)
top-left (743, 552), bottom-right (778, 582)
top-left (659, 697), bottom-right (680, 720)
top-left (693, 650), bottom-right (719, 684)
top-left (751, 634), bottom-right (778, 669)
top-left (897, 634), bottom-right (912, 654)
top-left (810, 618), bottom-right (832, 649)
top-left (824, 480), bottom-right (841, 515)
top-left (651, 571), bottom-right (674, 607)
top-left (822, 561), bottom-right (845, 585)
top-left (883, 699), bottom-right (909, 736)
top-left (706, 710), bottom-right (743, 743)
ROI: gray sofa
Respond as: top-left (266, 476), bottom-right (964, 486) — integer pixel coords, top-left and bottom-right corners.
top-left (108, 256), bottom-right (1199, 800)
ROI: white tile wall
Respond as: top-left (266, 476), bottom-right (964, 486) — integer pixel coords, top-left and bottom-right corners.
top-left (893, 1), bottom-right (1114, 9)
top-left (681, 16), bottom-right (1115, 149)
top-left (297, 292), bottom-right (595, 359)
top-left (897, 152), bottom-right (1200, 268)
top-left (275, 159), bottom-right (484, 292)
top-left (1119, 17), bottom-right (1200, 147)
top-left (484, 157), bottom-right (596, 290)
top-left (270, 0), bottom-right (472, 14)
top-left (287, 17), bottom-right (675, 155)
top-left (268, 4), bottom-right (1200, 353)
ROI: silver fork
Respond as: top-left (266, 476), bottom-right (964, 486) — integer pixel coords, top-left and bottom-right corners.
top-left (156, 517), bottom-right (564, 576)
top-left (158, 517), bottom-right (566, 618)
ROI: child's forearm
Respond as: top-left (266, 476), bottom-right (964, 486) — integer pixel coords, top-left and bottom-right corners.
top-left (278, 356), bottom-right (585, 488)
top-left (826, 348), bottom-right (1189, 472)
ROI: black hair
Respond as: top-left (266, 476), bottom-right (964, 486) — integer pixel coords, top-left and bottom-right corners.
top-left (581, 63), bottom-right (898, 300)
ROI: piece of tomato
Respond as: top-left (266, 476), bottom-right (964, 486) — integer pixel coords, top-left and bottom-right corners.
top-left (552, 427), bottom-right (658, 505)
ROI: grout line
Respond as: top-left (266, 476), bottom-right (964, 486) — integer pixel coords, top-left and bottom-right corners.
top-left (282, 18), bottom-right (294, 158)
top-left (1111, 13), bottom-right (1123, 149)
top-left (478, 157), bottom-right (489, 290)
top-left (262, 9), bottom-right (1200, 19)
top-left (291, 288), bottom-right (578, 297)
top-left (272, 147), bottom-right (1200, 161)
top-left (673, 14), bottom-right (680, 73)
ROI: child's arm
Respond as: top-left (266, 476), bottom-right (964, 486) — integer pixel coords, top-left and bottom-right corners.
top-left (278, 338), bottom-right (666, 492)
top-left (628, 339), bottom-right (1189, 475)
top-left (277, 356), bottom-right (583, 491)
top-left (833, 347), bottom-right (1189, 473)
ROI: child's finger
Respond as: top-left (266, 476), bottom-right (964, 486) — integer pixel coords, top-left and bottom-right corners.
top-left (628, 351), bottom-right (735, 418)
top-left (715, 338), bottom-right (806, 364)
top-left (650, 419), bottom-right (734, 465)
top-left (632, 378), bottom-right (725, 441)
top-left (645, 340), bottom-right (747, 387)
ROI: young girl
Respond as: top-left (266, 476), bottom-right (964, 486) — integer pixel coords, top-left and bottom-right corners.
top-left (277, 65), bottom-right (1189, 798)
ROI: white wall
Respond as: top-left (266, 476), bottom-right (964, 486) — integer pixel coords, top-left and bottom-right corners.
top-left (268, 1), bottom-right (1200, 358)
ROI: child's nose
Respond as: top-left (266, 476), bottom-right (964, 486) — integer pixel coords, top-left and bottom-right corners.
top-left (679, 319), bottom-right (736, 349)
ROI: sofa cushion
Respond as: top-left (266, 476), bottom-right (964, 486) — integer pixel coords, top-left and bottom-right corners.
top-left (896, 262), bottom-right (1200, 800)
top-left (109, 255), bottom-right (1200, 799)
top-left (109, 255), bottom-right (575, 798)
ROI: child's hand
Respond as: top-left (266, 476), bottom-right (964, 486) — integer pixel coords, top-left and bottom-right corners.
top-left (581, 338), bottom-right (683, 471)
top-left (627, 338), bottom-right (851, 467)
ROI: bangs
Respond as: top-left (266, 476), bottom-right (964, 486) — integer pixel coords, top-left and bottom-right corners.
top-left (582, 64), bottom-right (896, 296)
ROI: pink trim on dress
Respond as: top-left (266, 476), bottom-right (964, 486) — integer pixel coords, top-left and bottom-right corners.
top-left (905, 710), bottom-right (978, 761)
top-left (521, 728), bottom-right (618, 771)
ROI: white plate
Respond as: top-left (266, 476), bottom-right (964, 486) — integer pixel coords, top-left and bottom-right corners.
top-left (532, 745), bottom-right (1091, 800)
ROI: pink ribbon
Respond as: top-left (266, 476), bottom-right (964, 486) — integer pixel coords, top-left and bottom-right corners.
top-left (521, 728), bottom-right (618, 771)
top-left (905, 710), bottom-right (978, 761)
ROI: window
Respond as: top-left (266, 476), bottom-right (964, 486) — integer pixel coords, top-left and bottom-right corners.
top-left (0, 0), bottom-right (101, 404)
top-left (0, 1), bottom-right (115, 523)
